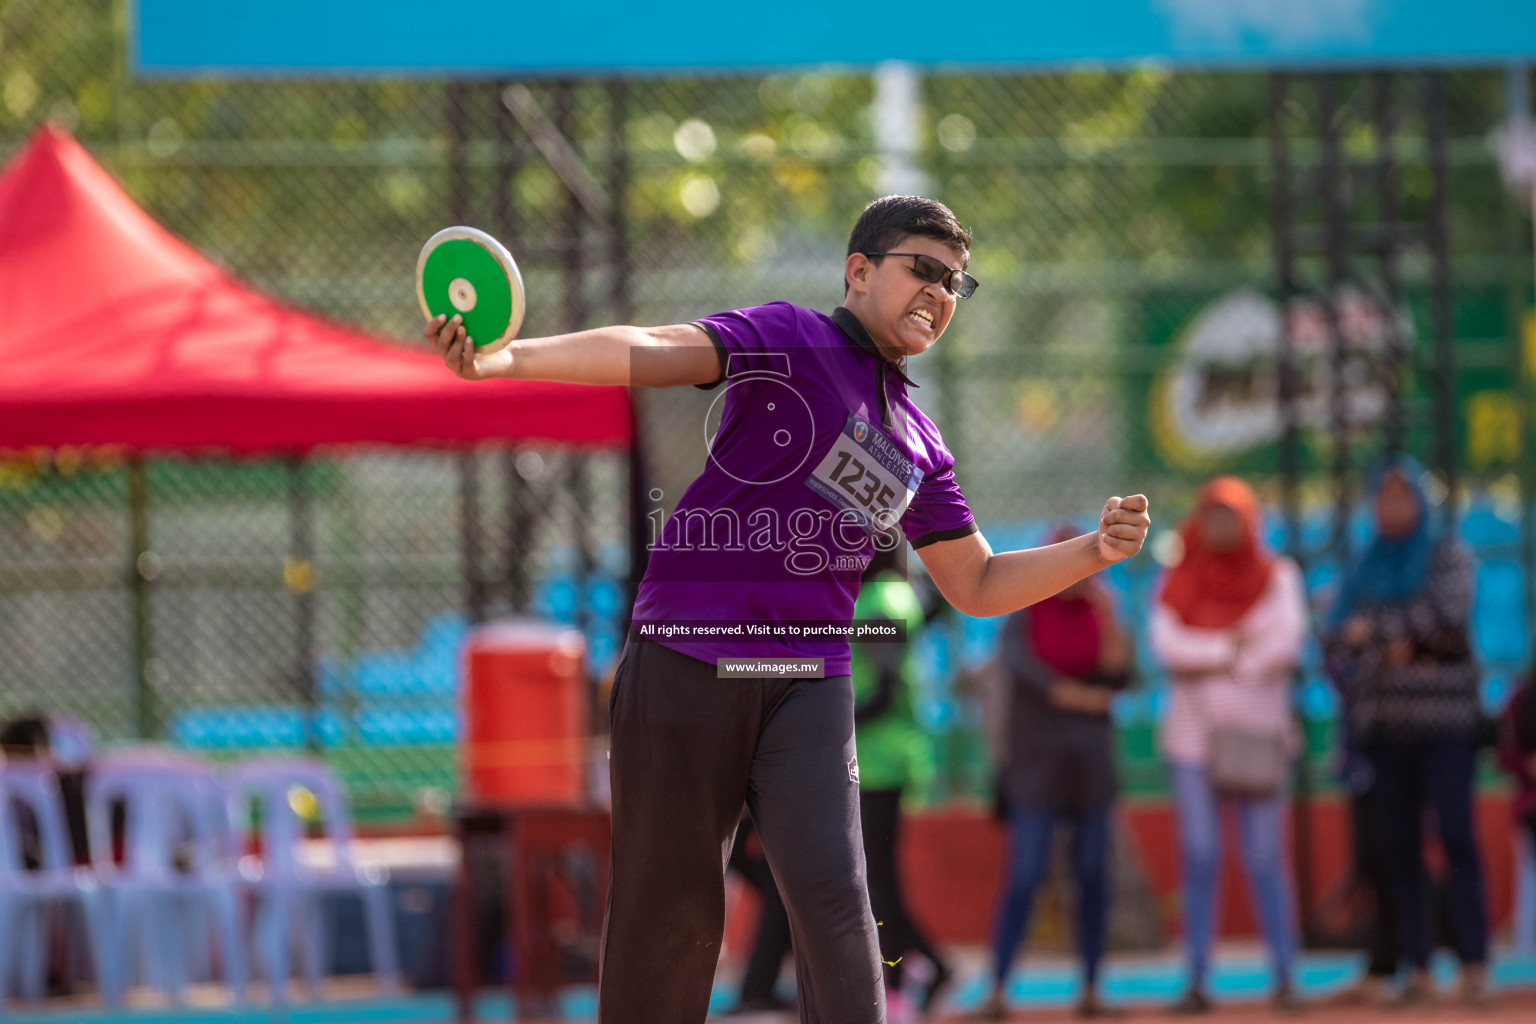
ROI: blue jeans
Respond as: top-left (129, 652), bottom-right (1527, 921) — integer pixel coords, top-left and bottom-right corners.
top-left (1169, 762), bottom-right (1296, 989)
top-left (989, 805), bottom-right (1112, 987)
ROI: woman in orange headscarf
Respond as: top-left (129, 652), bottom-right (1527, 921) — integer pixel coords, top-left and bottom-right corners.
top-left (1150, 478), bottom-right (1308, 1014)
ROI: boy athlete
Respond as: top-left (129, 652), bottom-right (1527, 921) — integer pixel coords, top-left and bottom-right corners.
top-left (427, 196), bottom-right (1151, 1023)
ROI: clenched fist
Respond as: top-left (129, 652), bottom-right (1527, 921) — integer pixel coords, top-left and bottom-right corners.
top-left (1096, 494), bottom-right (1150, 565)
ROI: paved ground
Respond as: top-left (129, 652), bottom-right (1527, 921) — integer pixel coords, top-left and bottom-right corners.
top-left (712, 945), bottom-right (1536, 1023)
top-left (8, 947), bottom-right (1536, 1023)
top-left (930, 991), bottom-right (1536, 1023)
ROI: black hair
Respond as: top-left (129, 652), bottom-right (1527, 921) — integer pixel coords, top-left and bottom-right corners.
top-left (844, 195), bottom-right (972, 291)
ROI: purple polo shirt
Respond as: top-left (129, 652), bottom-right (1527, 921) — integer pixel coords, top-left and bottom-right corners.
top-left (631, 302), bottom-right (977, 676)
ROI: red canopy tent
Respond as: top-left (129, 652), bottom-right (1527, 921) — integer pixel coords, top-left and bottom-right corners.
top-left (0, 124), bottom-right (629, 453)
top-left (0, 126), bottom-right (640, 739)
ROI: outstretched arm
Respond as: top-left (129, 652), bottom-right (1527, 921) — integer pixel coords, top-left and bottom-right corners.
top-left (915, 495), bottom-right (1150, 619)
top-left (425, 313), bottom-right (721, 387)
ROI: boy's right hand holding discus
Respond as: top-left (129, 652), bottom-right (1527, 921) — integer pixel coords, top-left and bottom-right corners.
top-left (426, 313), bottom-right (513, 382)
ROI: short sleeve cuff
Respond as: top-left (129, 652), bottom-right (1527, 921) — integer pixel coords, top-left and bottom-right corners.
top-left (908, 521), bottom-right (979, 550)
top-left (691, 320), bottom-right (728, 390)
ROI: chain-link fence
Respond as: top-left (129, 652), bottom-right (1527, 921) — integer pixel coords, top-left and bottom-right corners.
top-left (0, 446), bottom-right (629, 819)
top-left (3, 0), bottom-right (1534, 816)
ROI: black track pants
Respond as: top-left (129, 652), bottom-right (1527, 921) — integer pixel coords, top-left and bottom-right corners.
top-left (597, 639), bottom-right (884, 1024)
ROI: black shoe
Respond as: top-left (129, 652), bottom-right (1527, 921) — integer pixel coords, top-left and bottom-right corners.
top-left (965, 995), bottom-right (1007, 1021)
top-left (1273, 984), bottom-right (1306, 1015)
top-left (1460, 966), bottom-right (1495, 1011)
top-left (920, 960), bottom-right (953, 1017)
top-left (1076, 992), bottom-right (1125, 1018)
top-left (1169, 989), bottom-right (1213, 1015)
top-left (1391, 971), bottom-right (1438, 1011)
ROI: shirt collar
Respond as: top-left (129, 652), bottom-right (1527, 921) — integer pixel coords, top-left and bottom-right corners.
top-left (831, 306), bottom-right (919, 388)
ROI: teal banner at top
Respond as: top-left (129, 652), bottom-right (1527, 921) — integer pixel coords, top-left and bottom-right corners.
top-left (132, 0), bottom-right (1536, 77)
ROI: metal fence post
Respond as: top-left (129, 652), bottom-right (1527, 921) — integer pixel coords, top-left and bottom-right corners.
top-left (1426, 71), bottom-right (1459, 523)
top-left (128, 457), bottom-right (154, 739)
top-left (1269, 70), bottom-right (1318, 942)
top-left (287, 455), bottom-right (319, 751)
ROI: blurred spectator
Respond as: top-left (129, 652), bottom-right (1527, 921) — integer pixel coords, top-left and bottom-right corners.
top-left (1321, 475), bottom-right (1403, 1005)
top-left (1150, 478), bottom-right (1305, 1014)
top-left (1314, 694), bottom-right (1401, 1005)
top-left (1517, 834), bottom-right (1536, 954)
top-left (1503, 676), bottom-right (1536, 956)
top-left (1, 715), bottom-right (53, 872)
top-left (973, 524), bottom-right (1131, 1020)
top-left (0, 713), bottom-right (93, 865)
top-left (0, 712), bottom-right (96, 996)
top-left (1499, 674), bottom-right (1536, 949)
top-left (1324, 457), bottom-right (1489, 1008)
top-left (852, 546), bottom-right (949, 1020)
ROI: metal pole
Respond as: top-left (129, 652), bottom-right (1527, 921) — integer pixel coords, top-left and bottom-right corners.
top-left (447, 82), bottom-right (488, 625)
top-left (494, 79), bottom-right (523, 251)
top-left (1319, 74), bottom-right (1354, 560)
top-left (554, 81), bottom-right (585, 335)
top-left (552, 80), bottom-right (593, 641)
top-left (1425, 71), bottom-right (1459, 523)
top-left (608, 79), bottom-right (649, 627)
top-left (569, 459), bottom-right (594, 641)
top-left (1511, 64), bottom-right (1533, 124)
top-left (287, 456), bottom-right (319, 751)
top-left (607, 80), bottom-right (631, 326)
top-left (1269, 71), bottom-right (1316, 942)
top-left (1528, 171), bottom-right (1536, 676)
top-left (128, 458), bottom-right (153, 739)
top-left (1271, 73), bottom-right (1303, 563)
top-left (873, 62), bottom-right (925, 197)
top-left (497, 79), bottom-right (529, 616)
top-left (506, 455), bottom-right (542, 614)
top-left (1502, 65), bottom-right (1536, 681)
top-left (1373, 73), bottom-right (1408, 459)
top-left (460, 456), bottom-right (488, 626)
top-left (1512, 176), bottom-right (1536, 684)
top-left (548, 80), bottom-right (600, 749)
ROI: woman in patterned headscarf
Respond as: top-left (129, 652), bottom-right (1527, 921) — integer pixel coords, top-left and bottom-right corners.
top-left (1151, 477), bottom-right (1307, 1014)
top-left (1325, 457), bottom-right (1489, 1008)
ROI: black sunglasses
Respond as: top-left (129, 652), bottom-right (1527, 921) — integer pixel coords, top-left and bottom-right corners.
top-left (861, 251), bottom-right (979, 299)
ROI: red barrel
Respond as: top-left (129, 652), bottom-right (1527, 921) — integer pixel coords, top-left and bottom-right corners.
top-left (462, 619), bottom-right (588, 804)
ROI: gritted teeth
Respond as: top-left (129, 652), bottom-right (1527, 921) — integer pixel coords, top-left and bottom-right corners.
top-left (907, 309), bottom-right (935, 327)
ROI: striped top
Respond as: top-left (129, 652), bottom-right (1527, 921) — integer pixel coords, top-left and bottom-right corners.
top-left (1150, 557), bottom-right (1307, 766)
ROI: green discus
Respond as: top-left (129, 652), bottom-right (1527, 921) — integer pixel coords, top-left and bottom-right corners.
top-left (416, 226), bottom-right (525, 353)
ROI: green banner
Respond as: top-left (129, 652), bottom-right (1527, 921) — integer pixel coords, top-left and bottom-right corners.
top-left (1130, 284), bottom-right (1526, 478)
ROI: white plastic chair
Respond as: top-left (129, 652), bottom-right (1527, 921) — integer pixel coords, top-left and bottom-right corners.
top-left (0, 762), bottom-right (116, 1009)
top-left (85, 750), bottom-right (247, 1004)
top-left (226, 758), bottom-right (400, 1000)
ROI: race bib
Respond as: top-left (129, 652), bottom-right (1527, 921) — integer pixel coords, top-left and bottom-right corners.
top-left (804, 412), bottom-right (923, 534)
